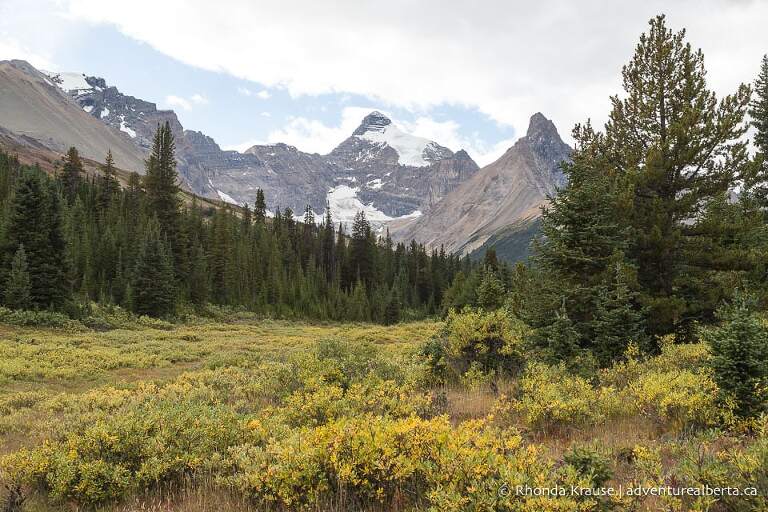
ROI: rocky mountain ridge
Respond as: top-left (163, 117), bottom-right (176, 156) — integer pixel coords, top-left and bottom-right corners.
top-left (391, 113), bottom-right (571, 255)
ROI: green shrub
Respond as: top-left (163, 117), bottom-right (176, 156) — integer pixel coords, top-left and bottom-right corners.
top-left (563, 446), bottom-right (613, 488)
top-left (705, 298), bottom-right (768, 418)
top-left (0, 307), bottom-right (80, 329)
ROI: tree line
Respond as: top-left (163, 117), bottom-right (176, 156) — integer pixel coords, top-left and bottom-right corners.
top-left (0, 123), bottom-right (470, 322)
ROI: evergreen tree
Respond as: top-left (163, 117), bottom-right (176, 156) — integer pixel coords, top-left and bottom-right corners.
top-left (476, 266), bottom-right (505, 310)
top-left (535, 302), bottom-right (581, 365)
top-left (2, 172), bottom-right (69, 310)
top-left (254, 188), bottom-right (267, 224)
top-left (144, 122), bottom-right (185, 277)
top-left (591, 259), bottom-right (647, 366)
top-left (707, 295), bottom-right (768, 418)
top-left (383, 286), bottom-right (401, 325)
top-left (4, 245), bottom-right (31, 310)
top-left (60, 146), bottom-right (83, 201)
top-left (189, 242), bottom-right (210, 307)
top-left (98, 150), bottom-right (119, 210)
top-left (131, 219), bottom-right (176, 317)
top-left (350, 212), bottom-right (374, 288)
top-left (751, 55), bottom-right (768, 156)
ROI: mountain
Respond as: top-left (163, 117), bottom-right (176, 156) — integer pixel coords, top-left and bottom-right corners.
top-left (29, 65), bottom-right (479, 223)
top-left (0, 60), bottom-right (147, 172)
top-left (391, 113), bottom-right (570, 256)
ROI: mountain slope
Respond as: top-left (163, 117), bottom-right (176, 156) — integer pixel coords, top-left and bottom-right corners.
top-left (0, 60), bottom-right (147, 172)
top-left (391, 113), bottom-right (570, 255)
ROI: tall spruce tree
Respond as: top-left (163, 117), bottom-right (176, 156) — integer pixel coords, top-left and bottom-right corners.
top-left (254, 189), bottom-right (267, 224)
top-left (60, 147), bottom-right (83, 202)
top-left (4, 245), bottom-right (31, 310)
top-left (751, 55), bottom-right (768, 156)
top-left (144, 122), bottom-right (185, 278)
top-left (2, 172), bottom-right (69, 310)
top-left (98, 150), bottom-right (119, 211)
top-left (131, 219), bottom-right (176, 317)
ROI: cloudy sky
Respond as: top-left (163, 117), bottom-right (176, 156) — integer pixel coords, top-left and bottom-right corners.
top-left (1, 0), bottom-right (766, 165)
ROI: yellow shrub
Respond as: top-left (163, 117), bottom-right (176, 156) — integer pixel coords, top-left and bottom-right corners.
top-left (621, 369), bottom-right (727, 431)
top-left (499, 363), bottom-right (606, 432)
top-left (444, 308), bottom-right (526, 376)
top-left (226, 415), bottom-right (582, 511)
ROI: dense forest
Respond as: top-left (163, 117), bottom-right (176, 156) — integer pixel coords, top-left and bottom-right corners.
top-left (0, 131), bottom-right (490, 323)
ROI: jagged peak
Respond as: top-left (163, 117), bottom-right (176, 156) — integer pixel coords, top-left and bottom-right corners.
top-left (352, 110), bottom-right (392, 136)
top-left (526, 112), bottom-right (559, 140)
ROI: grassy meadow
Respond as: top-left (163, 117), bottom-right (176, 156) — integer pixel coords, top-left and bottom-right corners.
top-left (0, 307), bottom-right (764, 511)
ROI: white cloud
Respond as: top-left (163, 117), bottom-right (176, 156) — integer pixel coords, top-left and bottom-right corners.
top-left (190, 93), bottom-right (208, 105)
top-left (260, 111), bottom-right (271, 117)
top-left (57, 0), bottom-right (768, 145)
top-left (164, 94), bottom-right (192, 110)
top-left (164, 93), bottom-right (208, 110)
top-left (0, 37), bottom-right (53, 69)
top-left (237, 86), bottom-right (271, 99)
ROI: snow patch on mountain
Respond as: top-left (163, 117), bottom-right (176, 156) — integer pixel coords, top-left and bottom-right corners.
top-left (119, 116), bottom-right (136, 138)
top-left (44, 71), bottom-right (92, 94)
top-left (358, 124), bottom-right (438, 167)
top-left (326, 184), bottom-right (421, 230)
top-left (216, 189), bottom-right (240, 205)
top-left (82, 105), bottom-right (93, 113)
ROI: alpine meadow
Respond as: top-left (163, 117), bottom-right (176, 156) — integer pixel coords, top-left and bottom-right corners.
top-left (1, 8), bottom-right (768, 512)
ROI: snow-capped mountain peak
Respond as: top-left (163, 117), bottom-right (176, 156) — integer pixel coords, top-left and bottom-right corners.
top-left (351, 110), bottom-right (452, 167)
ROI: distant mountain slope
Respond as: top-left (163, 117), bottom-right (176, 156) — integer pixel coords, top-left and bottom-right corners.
top-left (391, 113), bottom-right (570, 255)
top-left (468, 217), bottom-right (542, 263)
top-left (0, 60), bottom-right (146, 172)
top-left (1, 60), bottom-right (480, 232)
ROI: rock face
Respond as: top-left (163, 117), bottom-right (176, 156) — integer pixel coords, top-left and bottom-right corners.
top-left (391, 113), bottom-right (570, 255)
top-left (324, 111), bottom-right (479, 218)
top-left (0, 61), bottom-right (147, 172)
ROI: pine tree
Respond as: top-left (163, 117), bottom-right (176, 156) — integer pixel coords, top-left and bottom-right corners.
top-left (2, 172), bottom-right (69, 310)
top-left (350, 212), bottom-right (374, 288)
top-left (60, 147), bottom-right (83, 201)
top-left (751, 55), bottom-right (768, 156)
top-left (591, 259), bottom-right (647, 366)
top-left (144, 122), bottom-right (185, 277)
top-left (707, 294), bottom-right (768, 418)
top-left (320, 203), bottom-right (336, 280)
top-left (476, 266), bottom-right (505, 310)
top-left (536, 302), bottom-right (581, 365)
top-left (131, 219), bottom-right (176, 317)
top-left (4, 245), bottom-right (31, 310)
top-left (612, 15), bottom-right (750, 338)
top-left (188, 242), bottom-right (209, 307)
top-left (254, 188), bottom-right (267, 224)
top-left (383, 286), bottom-right (401, 325)
top-left (98, 150), bottom-right (119, 211)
